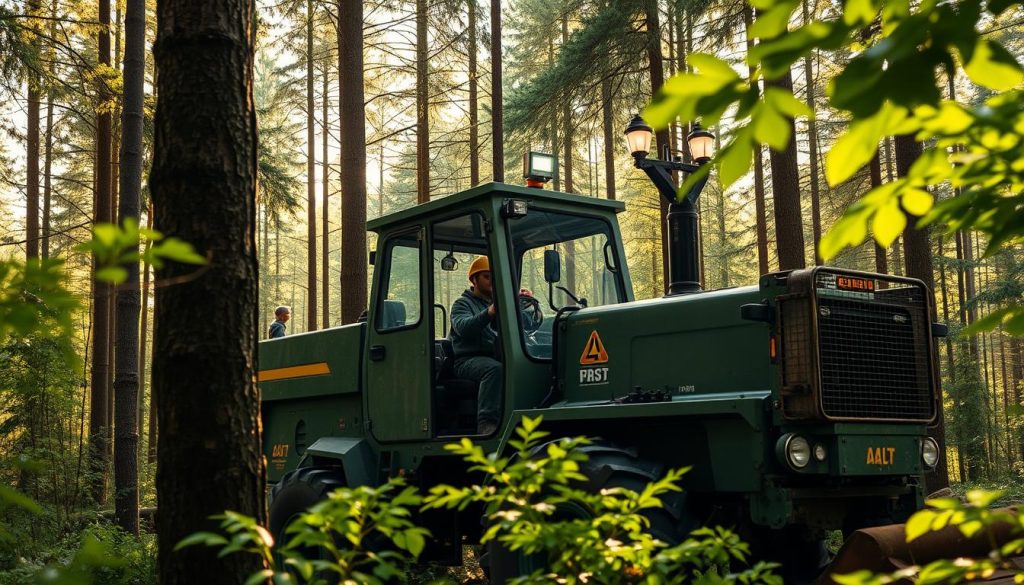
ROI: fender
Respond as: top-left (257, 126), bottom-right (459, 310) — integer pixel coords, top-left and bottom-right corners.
top-left (301, 436), bottom-right (375, 487)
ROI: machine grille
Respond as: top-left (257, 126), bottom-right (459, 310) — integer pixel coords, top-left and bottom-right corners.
top-left (815, 281), bottom-right (934, 421)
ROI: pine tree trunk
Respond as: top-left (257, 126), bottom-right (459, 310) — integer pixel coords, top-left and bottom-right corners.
top-left (644, 0), bottom-right (671, 293)
top-left (416, 0), bottom-right (430, 202)
top-left (468, 0), bottom-right (479, 186)
top-left (1010, 336), bottom-right (1023, 461)
top-left (26, 28), bottom-right (41, 260)
top-left (338, 0), bottom-right (368, 324)
top-left (113, 0), bottom-right (144, 535)
top-left (717, 184), bottom-right (728, 287)
top-left (306, 0), bottom-right (318, 331)
top-left (894, 133), bottom-right (948, 489)
top-left (561, 15), bottom-right (575, 292)
top-left (601, 77), bottom-right (615, 200)
top-left (42, 88), bottom-right (53, 259)
top-left (90, 0), bottom-right (114, 508)
top-left (150, 0), bottom-right (266, 581)
top-left (801, 0), bottom-right (822, 264)
top-left (743, 6), bottom-right (769, 275)
top-left (766, 70), bottom-right (805, 271)
top-left (322, 60), bottom-right (330, 329)
top-left (870, 151), bottom-right (887, 274)
top-left (140, 205), bottom-right (153, 465)
top-left (490, 0), bottom-right (503, 182)
top-left (42, 0), bottom-right (57, 259)
top-left (937, 234), bottom-right (953, 362)
top-left (600, 0), bottom-right (616, 202)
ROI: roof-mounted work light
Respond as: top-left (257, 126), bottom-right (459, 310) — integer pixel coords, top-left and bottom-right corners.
top-left (523, 151), bottom-right (556, 188)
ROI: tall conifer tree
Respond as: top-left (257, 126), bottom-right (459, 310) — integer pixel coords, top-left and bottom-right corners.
top-left (150, 0), bottom-right (265, 580)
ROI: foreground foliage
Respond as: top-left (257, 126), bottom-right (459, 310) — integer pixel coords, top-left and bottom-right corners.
top-left (644, 0), bottom-right (1024, 334)
top-left (186, 416), bottom-right (780, 584)
top-left (836, 489), bottom-right (1024, 585)
top-left (178, 482), bottom-right (428, 585)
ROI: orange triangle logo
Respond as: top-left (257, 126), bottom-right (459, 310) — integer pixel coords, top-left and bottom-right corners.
top-left (580, 330), bottom-right (609, 364)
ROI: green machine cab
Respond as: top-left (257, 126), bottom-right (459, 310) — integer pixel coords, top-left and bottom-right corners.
top-left (259, 182), bottom-right (942, 576)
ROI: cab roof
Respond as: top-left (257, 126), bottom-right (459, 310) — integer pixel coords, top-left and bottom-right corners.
top-left (366, 182), bottom-right (625, 233)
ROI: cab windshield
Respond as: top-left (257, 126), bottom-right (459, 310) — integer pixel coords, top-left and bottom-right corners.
top-left (508, 208), bottom-right (624, 359)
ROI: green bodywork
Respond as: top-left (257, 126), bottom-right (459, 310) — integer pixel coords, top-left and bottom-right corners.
top-left (259, 182), bottom-right (938, 545)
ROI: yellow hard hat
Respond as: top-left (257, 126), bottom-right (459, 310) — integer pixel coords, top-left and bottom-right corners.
top-left (468, 256), bottom-right (490, 280)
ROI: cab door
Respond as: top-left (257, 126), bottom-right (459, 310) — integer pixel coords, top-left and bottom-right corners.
top-left (366, 228), bottom-right (433, 442)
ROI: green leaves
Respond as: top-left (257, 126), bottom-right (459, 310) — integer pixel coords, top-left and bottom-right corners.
top-left (184, 418), bottom-right (778, 584)
top-left (179, 482), bottom-right (429, 585)
top-left (837, 489), bottom-right (1024, 584)
top-left (644, 0), bottom-right (1023, 291)
top-left (425, 417), bottom-right (777, 584)
top-left (962, 39), bottom-right (1024, 91)
top-left (643, 54), bottom-right (747, 129)
top-left (0, 259), bottom-right (77, 343)
top-left (76, 218), bottom-right (206, 285)
top-left (963, 306), bottom-right (1024, 336)
top-left (826, 104), bottom-right (912, 185)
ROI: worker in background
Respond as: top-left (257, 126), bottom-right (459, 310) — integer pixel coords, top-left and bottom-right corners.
top-left (450, 256), bottom-right (536, 436)
top-left (268, 306), bottom-right (291, 339)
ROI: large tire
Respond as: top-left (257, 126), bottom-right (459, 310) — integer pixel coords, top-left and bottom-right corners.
top-left (268, 466), bottom-right (346, 555)
top-left (485, 442), bottom-right (691, 584)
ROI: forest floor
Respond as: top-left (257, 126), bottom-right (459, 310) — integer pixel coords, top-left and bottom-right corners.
top-left (952, 477), bottom-right (1024, 507)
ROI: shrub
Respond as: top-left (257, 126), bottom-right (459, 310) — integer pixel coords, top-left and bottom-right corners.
top-left (185, 416), bottom-right (780, 584)
top-left (835, 489), bottom-right (1024, 585)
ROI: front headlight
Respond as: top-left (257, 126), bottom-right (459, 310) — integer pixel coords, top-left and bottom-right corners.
top-left (922, 437), bottom-right (939, 468)
top-left (786, 435), bottom-right (811, 469)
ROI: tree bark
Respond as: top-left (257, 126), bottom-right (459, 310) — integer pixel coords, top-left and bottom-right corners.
top-left (113, 0), bottom-right (144, 536)
top-left (766, 70), bottom-right (806, 271)
top-left (601, 76), bottom-right (615, 200)
top-left (468, 0), bottom-right (479, 186)
top-left (416, 0), bottom-right (430, 202)
top-left (150, 0), bottom-right (265, 581)
top-left (42, 0), bottom-right (58, 257)
top-left (561, 15), bottom-right (575, 291)
top-left (644, 0), bottom-right (671, 293)
top-left (743, 6), bottom-right (769, 275)
top-left (801, 0), bottom-right (822, 264)
top-left (338, 0), bottom-right (368, 324)
top-left (42, 88), bottom-right (53, 259)
top-left (89, 0), bottom-right (113, 508)
top-left (490, 0), bottom-right (503, 182)
top-left (1011, 336), bottom-right (1023, 461)
top-left (322, 59), bottom-right (330, 329)
top-left (26, 46), bottom-right (41, 259)
top-left (140, 204), bottom-right (153, 465)
top-left (306, 0), bottom-right (318, 331)
top-left (870, 150), bottom-right (887, 275)
top-left (894, 133), bottom-right (948, 490)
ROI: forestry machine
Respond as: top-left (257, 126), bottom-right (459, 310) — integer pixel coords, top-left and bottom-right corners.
top-left (259, 151), bottom-right (945, 580)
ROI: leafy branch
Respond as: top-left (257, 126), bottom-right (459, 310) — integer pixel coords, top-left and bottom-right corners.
top-left (75, 218), bottom-right (206, 285)
top-left (644, 0), bottom-right (1023, 335)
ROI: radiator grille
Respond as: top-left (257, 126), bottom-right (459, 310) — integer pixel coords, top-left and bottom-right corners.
top-left (816, 284), bottom-right (934, 421)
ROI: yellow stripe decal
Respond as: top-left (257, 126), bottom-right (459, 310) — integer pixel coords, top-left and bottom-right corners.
top-left (258, 362), bottom-right (331, 382)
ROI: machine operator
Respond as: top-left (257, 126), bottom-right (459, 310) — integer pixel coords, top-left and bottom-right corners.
top-left (449, 256), bottom-right (539, 436)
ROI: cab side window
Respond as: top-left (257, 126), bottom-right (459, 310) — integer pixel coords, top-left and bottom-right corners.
top-left (377, 233), bottom-right (422, 332)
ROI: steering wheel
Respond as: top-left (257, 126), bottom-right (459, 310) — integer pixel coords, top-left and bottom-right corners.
top-left (519, 294), bottom-right (543, 330)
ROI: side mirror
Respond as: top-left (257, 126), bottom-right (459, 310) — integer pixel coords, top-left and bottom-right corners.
top-left (441, 247), bottom-right (458, 271)
top-left (369, 250), bottom-right (377, 266)
top-left (544, 250), bottom-right (561, 283)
